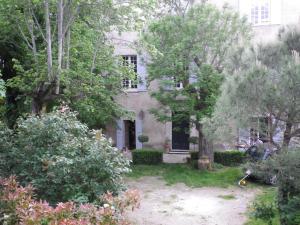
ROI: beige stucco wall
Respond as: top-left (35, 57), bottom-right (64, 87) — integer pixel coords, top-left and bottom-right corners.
top-left (115, 89), bottom-right (171, 149)
top-left (107, 31), bottom-right (171, 149)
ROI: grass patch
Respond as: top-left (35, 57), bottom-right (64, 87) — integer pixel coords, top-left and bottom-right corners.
top-left (218, 194), bottom-right (236, 200)
top-left (246, 187), bottom-right (280, 225)
top-left (127, 164), bottom-right (243, 188)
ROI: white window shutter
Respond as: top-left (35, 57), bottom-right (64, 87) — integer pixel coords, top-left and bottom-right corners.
top-left (239, 0), bottom-right (252, 22)
top-left (116, 119), bottom-right (125, 150)
top-left (135, 118), bottom-right (143, 149)
top-left (137, 55), bottom-right (147, 91)
top-left (270, 0), bottom-right (282, 24)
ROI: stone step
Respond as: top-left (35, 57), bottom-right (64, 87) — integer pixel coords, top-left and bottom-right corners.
top-left (169, 149), bottom-right (189, 154)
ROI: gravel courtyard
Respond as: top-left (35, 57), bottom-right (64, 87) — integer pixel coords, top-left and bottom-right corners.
top-left (126, 177), bottom-right (259, 225)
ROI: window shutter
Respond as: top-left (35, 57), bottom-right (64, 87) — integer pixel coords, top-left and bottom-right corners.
top-left (116, 119), bottom-right (124, 150)
top-left (137, 55), bottom-right (147, 91)
top-left (270, 0), bottom-right (281, 24)
top-left (239, 0), bottom-right (252, 22)
top-left (135, 118), bottom-right (143, 149)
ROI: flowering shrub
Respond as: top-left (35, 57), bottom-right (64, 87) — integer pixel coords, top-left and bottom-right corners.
top-left (0, 109), bottom-right (131, 203)
top-left (0, 176), bottom-right (140, 225)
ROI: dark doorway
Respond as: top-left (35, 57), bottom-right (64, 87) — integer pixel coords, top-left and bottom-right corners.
top-left (124, 120), bottom-right (136, 150)
top-left (172, 114), bottom-right (190, 150)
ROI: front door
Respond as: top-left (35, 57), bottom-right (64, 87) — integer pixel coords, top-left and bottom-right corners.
top-left (172, 115), bottom-right (189, 150)
top-left (124, 120), bottom-right (136, 150)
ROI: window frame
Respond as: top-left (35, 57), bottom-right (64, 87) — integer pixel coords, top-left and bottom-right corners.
top-left (251, 0), bottom-right (271, 26)
top-left (122, 55), bottom-right (138, 90)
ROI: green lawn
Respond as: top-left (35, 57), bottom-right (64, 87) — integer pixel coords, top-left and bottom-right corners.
top-left (127, 164), bottom-right (243, 188)
top-left (245, 187), bottom-right (280, 225)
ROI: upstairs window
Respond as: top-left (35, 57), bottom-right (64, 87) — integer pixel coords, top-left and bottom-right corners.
top-left (122, 55), bottom-right (137, 89)
top-left (251, 0), bottom-right (271, 25)
top-left (174, 77), bottom-right (183, 89)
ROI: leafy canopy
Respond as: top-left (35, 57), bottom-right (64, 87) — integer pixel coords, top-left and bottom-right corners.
top-left (141, 3), bottom-right (250, 125)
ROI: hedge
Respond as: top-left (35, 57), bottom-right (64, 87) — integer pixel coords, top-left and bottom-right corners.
top-left (132, 149), bottom-right (163, 165)
top-left (214, 151), bottom-right (246, 166)
top-left (189, 150), bottom-right (246, 166)
top-left (190, 151), bottom-right (198, 161)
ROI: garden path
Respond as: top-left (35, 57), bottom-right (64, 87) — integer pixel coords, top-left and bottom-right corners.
top-left (125, 176), bottom-right (259, 225)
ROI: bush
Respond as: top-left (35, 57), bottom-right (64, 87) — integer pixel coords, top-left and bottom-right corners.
top-left (132, 149), bottom-right (163, 165)
top-left (252, 201), bottom-right (276, 225)
top-left (138, 135), bottom-right (149, 143)
top-left (250, 149), bottom-right (300, 225)
top-left (0, 176), bottom-right (140, 225)
top-left (189, 136), bottom-right (198, 150)
top-left (214, 151), bottom-right (246, 166)
top-left (190, 151), bottom-right (199, 160)
top-left (0, 110), bottom-right (130, 204)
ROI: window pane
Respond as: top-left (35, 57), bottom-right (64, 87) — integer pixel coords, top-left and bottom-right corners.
top-left (251, 0), bottom-right (270, 25)
top-left (122, 55), bottom-right (138, 89)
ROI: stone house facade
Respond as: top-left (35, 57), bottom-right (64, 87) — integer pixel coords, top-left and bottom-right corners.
top-left (105, 0), bottom-right (300, 152)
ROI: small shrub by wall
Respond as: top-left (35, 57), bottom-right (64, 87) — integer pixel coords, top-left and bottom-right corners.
top-left (190, 150), bottom-right (245, 166)
top-left (132, 149), bottom-right (163, 165)
top-left (214, 151), bottom-right (246, 166)
top-left (190, 151), bottom-right (198, 161)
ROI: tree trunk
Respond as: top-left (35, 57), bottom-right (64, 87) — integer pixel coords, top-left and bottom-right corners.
top-left (31, 97), bottom-right (43, 115)
top-left (197, 123), bottom-right (206, 158)
top-left (282, 121), bottom-right (292, 149)
top-left (44, 0), bottom-right (53, 81)
top-left (56, 0), bottom-right (64, 94)
top-left (65, 28), bottom-right (71, 69)
top-left (197, 123), bottom-right (213, 170)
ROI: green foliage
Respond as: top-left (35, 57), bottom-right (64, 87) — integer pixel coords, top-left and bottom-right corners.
top-left (214, 151), bottom-right (246, 166)
top-left (141, 4), bottom-right (249, 124)
top-left (189, 136), bottom-right (198, 144)
top-left (218, 194), bottom-right (236, 200)
top-left (253, 201), bottom-right (276, 225)
top-left (0, 0), bottom-right (155, 127)
top-left (191, 150), bottom-right (245, 166)
top-left (141, 3), bottom-right (250, 158)
top-left (211, 25), bottom-right (300, 148)
top-left (272, 150), bottom-right (300, 225)
top-left (248, 149), bottom-right (300, 225)
top-left (246, 188), bottom-right (280, 225)
top-left (280, 196), bottom-right (300, 225)
top-left (0, 110), bottom-right (130, 204)
top-left (0, 176), bottom-right (140, 225)
top-left (190, 151), bottom-right (199, 160)
top-left (138, 135), bottom-right (149, 143)
top-left (132, 149), bottom-right (163, 165)
top-left (128, 164), bottom-right (243, 188)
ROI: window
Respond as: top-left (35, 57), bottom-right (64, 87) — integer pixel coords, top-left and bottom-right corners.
top-left (173, 77), bottom-right (183, 89)
top-left (251, 0), bottom-right (271, 25)
top-left (122, 55), bottom-right (137, 89)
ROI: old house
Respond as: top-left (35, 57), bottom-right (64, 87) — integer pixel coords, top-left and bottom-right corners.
top-left (105, 0), bottom-right (300, 152)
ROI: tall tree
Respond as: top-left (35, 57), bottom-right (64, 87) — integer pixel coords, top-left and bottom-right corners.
top-left (211, 25), bottom-right (300, 150)
top-left (0, 0), bottom-right (153, 127)
top-left (141, 3), bottom-right (250, 163)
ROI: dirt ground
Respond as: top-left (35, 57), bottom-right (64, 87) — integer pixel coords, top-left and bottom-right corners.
top-left (125, 177), bottom-right (259, 225)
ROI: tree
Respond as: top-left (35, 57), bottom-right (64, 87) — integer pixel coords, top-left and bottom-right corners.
top-left (211, 25), bottom-right (300, 150)
top-left (0, 0), bottom-right (152, 127)
top-left (141, 3), bottom-right (250, 163)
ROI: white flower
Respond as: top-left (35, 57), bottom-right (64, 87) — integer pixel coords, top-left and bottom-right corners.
top-left (103, 203), bottom-right (110, 208)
